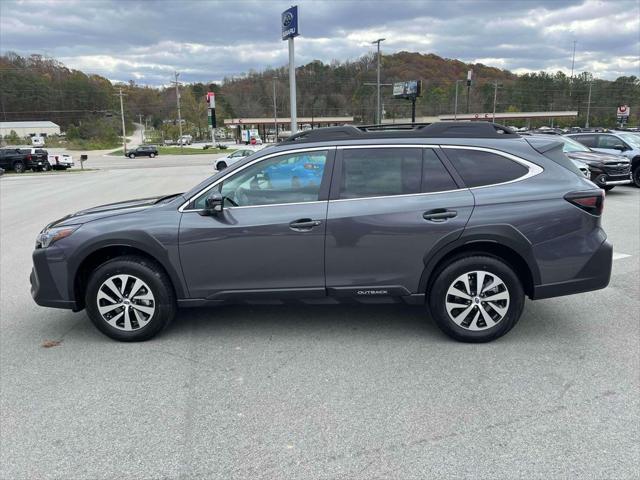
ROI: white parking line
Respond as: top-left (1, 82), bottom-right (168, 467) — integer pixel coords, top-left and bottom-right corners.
top-left (613, 252), bottom-right (631, 260)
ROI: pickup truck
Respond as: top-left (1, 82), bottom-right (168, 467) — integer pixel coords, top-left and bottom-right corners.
top-left (0, 148), bottom-right (40, 173)
top-left (46, 153), bottom-right (74, 170)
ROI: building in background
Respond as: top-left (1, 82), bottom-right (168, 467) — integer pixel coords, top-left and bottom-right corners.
top-left (0, 121), bottom-right (61, 138)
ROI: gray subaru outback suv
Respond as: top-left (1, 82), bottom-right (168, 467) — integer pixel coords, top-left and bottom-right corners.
top-left (31, 122), bottom-right (612, 343)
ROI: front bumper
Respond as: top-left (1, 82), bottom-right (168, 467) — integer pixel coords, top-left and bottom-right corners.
top-left (30, 247), bottom-right (78, 310)
top-left (532, 239), bottom-right (613, 300)
top-left (603, 178), bottom-right (631, 186)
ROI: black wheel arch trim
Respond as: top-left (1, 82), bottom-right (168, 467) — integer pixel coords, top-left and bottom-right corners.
top-left (67, 232), bottom-right (188, 303)
top-left (418, 224), bottom-right (541, 294)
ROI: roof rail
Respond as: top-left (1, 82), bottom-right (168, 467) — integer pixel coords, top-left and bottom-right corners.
top-left (282, 121), bottom-right (518, 144)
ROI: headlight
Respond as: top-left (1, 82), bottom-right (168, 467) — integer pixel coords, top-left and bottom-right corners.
top-left (36, 225), bottom-right (80, 249)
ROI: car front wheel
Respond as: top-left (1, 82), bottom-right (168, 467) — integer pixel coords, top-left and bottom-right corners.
top-left (85, 256), bottom-right (176, 341)
top-left (428, 255), bottom-right (525, 342)
top-left (632, 165), bottom-right (640, 188)
top-left (149, 153), bottom-right (155, 158)
top-left (128, 153), bottom-right (136, 159)
top-left (216, 161), bottom-right (227, 170)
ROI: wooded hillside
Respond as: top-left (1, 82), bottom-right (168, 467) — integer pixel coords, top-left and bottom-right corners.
top-left (1, 51), bottom-right (638, 142)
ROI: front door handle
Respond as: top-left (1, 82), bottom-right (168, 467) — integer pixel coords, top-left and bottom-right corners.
top-left (289, 218), bottom-right (323, 230)
top-left (423, 209), bottom-right (458, 222)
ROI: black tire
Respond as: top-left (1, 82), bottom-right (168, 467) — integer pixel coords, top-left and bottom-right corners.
top-left (85, 255), bottom-right (176, 342)
top-left (593, 173), bottom-right (607, 189)
top-left (43, 162), bottom-right (52, 172)
top-left (13, 161), bottom-right (25, 173)
top-left (632, 165), bottom-right (640, 188)
top-left (128, 153), bottom-right (136, 159)
top-left (216, 161), bottom-right (227, 170)
top-left (428, 255), bottom-right (525, 343)
top-left (149, 152), bottom-right (155, 158)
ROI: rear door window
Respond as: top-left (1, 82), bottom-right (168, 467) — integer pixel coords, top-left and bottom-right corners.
top-left (573, 135), bottom-right (596, 147)
top-left (444, 148), bottom-right (529, 188)
top-left (339, 148), bottom-right (421, 199)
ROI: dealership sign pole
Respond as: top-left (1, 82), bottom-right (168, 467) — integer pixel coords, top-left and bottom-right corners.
top-left (207, 92), bottom-right (216, 145)
top-left (282, 6), bottom-right (299, 133)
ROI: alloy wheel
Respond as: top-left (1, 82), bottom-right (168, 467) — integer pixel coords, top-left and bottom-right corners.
top-left (445, 270), bottom-right (510, 331)
top-left (97, 274), bottom-right (156, 331)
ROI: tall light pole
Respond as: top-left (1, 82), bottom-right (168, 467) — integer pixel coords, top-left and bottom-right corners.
top-left (585, 80), bottom-right (593, 128)
top-left (272, 76), bottom-right (278, 143)
top-left (454, 79), bottom-right (463, 120)
top-left (114, 87), bottom-right (127, 155)
top-left (570, 39), bottom-right (577, 97)
top-left (492, 80), bottom-right (500, 122)
top-left (372, 38), bottom-right (385, 124)
top-left (172, 71), bottom-right (183, 151)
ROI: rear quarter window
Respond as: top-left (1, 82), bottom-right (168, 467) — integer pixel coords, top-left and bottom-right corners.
top-left (444, 148), bottom-right (529, 188)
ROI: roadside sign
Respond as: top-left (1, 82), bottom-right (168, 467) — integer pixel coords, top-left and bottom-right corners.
top-left (616, 105), bottom-right (630, 117)
top-left (206, 92), bottom-right (215, 109)
top-left (282, 6), bottom-right (299, 40)
top-left (392, 80), bottom-right (422, 99)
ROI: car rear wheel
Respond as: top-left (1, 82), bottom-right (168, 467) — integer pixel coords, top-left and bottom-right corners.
top-left (13, 161), bottom-right (25, 173)
top-left (149, 153), bottom-right (155, 158)
top-left (216, 161), bottom-right (227, 170)
top-left (128, 153), bottom-right (136, 159)
top-left (428, 255), bottom-right (525, 342)
top-left (85, 255), bottom-right (176, 342)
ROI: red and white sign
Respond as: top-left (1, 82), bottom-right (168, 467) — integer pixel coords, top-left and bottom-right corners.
top-left (617, 105), bottom-right (630, 117)
top-left (206, 92), bottom-right (215, 109)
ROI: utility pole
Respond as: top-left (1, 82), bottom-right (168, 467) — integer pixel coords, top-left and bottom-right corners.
top-left (570, 40), bottom-right (577, 97)
top-left (454, 79), bottom-right (463, 120)
top-left (372, 38), bottom-right (385, 124)
top-left (138, 114), bottom-right (144, 143)
top-left (272, 76), bottom-right (278, 143)
top-left (585, 80), bottom-right (592, 128)
top-left (492, 80), bottom-right (499, 122)
top-left (114, 87), bottom-right (127, 155)
top-left (172, 71), bottom-right (183, 150)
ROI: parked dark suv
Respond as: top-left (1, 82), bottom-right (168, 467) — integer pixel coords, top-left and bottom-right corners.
top-left (127, 145), bottom-right (158, 158)
top-left (31, 123), bottom-right (612, 343)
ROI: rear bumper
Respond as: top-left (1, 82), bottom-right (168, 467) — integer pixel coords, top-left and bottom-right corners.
top-left (532, 239), bottom-right (612, 300)
top-left (30, 248), bottom-right (78, 310)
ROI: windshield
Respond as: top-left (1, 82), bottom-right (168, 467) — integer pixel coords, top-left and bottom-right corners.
top-left (618, 133), bottom-right (640, 149)
top-left (559, 136), bottom-right (590, 153)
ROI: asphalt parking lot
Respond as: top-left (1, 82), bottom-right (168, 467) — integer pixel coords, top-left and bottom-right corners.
top-left (1, 157), bottom-right (639, 479)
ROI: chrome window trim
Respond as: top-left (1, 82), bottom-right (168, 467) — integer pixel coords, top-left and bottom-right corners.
top-left (179, 146), bottom-right (334, 212)
top-left (179, 144), bottom-right (543, 212)
top-left (439, 145), bottom-right (544, 189)
top-left (329, 188), bottom-right (469, 203)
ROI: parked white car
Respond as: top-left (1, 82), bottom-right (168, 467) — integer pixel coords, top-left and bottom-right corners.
top-left (214, 149), bottom-right (256, 170)
top-left (47, 153), bottom-right (74, 170)
top-left (31, 136), bottom-right (45, 147)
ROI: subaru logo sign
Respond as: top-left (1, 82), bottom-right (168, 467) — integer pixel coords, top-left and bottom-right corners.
top-left (282, 6), bottom-right (299, 40)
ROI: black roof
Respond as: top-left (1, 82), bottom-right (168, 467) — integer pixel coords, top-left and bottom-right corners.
top-left (282, 121), bottom-right (519, 144)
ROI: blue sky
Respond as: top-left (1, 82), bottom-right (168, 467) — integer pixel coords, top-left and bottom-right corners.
top-left (1, 0), bottom-right (638, 85)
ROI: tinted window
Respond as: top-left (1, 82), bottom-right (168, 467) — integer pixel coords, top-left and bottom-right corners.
top-left (572, 135), bottom-right (596, 147)
top-left (422, 149), bottom-right (457, 192)
top-left (339, 148), bottom-right (421, 199)
top-left (195, 150), bottom-right (328, 208)
top-left (597, 135), bottom-right (626, 149)
top-left (445, 148), bottom-right (529, 188)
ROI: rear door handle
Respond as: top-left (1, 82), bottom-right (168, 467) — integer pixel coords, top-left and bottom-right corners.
top-left (423, 209), bottom-right (458, 222)
top-left (289, 218), bottom-right (323, 230)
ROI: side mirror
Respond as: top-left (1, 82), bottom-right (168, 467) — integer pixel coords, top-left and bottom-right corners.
top-left (200, 192), bottom-right (223, 215)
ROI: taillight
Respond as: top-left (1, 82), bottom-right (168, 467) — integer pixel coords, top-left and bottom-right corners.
top-left (565, 190), bottom-right (604, 216)
top-left (26, 154), bottom-right (32, 161)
